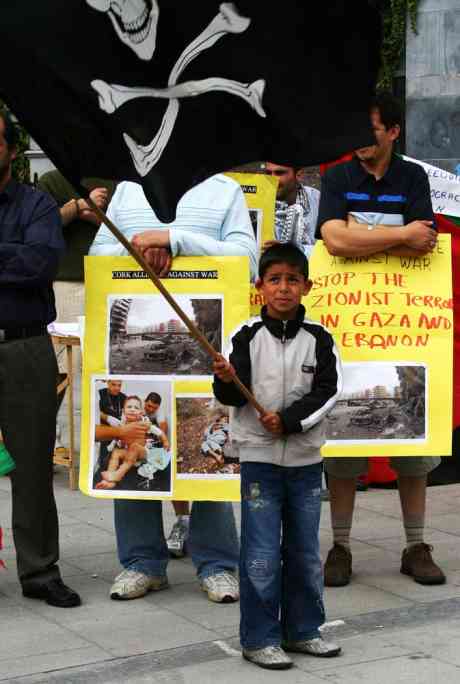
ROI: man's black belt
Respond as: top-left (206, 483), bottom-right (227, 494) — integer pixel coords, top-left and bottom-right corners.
top-left (0, 326), bottom-right (47, 342)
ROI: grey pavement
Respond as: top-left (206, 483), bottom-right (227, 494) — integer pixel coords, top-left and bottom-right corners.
top-left (1, 472), bottom-right (460, 683)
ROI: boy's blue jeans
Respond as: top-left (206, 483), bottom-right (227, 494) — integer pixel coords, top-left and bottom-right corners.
top-left (240, 461), bottom-right (325, 650)
top-left (114, 500), bottom-right (239, 580)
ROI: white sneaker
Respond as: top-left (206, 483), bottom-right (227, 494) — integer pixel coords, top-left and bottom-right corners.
top-left (243, 646), bottom-right (293, 670)
top-left (200, 571), bottom-right (239, 603)
top-left (110, 569), bottom-right (168, 600)
top-left (283, 636), bottom-right (341, 657)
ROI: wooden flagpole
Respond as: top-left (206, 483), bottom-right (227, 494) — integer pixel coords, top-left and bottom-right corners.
top-left (85, 197), bottom-right (266, 415)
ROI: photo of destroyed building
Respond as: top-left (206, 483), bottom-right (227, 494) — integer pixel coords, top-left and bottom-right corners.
top-left (107, 295), bottom-right (222, 376)
top-left (326, 363), bottom-right (427, 442)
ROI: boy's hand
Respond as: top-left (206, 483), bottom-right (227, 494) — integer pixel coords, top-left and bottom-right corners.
top-left (213, 354), bottom-right (235, 383)
top-left (260, 412), bottom-right (283, 436)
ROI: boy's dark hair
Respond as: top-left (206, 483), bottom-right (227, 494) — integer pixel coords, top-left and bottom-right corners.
top-left (145, 392), bottom-right (162, 405)
top-left (0, 110), bottom-right (19, 148)
top-left (259, 243), bottom-right (308, 280)
top-left (370, 92), bottom-right (402, 130)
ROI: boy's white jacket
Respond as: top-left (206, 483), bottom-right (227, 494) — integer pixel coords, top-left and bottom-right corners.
top-left (213, 305), bottom-right (343, 466)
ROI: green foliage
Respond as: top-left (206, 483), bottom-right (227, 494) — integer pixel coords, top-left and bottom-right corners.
top-left (378, 0), bottom-right (420, 92)
top-left (0, 100), bottom-right (30, 184)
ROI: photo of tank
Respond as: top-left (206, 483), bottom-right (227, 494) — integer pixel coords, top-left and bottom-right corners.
top-left (326, 363), bottom-right (427, 442)
top-left (108, 295), bottom-right (222, 376)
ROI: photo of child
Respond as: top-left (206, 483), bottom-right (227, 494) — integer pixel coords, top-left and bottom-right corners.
top-left (91, 377), bottom-right (173, 495)
top-left (176, 397), bottom-right (239, 477)
top-left (96, 395), bottom-right (170, 490)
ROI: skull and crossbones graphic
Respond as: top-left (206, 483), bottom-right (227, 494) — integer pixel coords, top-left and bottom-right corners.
top-left (86, 1), bottom-right (266, 176)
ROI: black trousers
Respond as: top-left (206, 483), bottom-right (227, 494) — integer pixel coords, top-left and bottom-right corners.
top-left (0, 334), bottom-right (60, 584)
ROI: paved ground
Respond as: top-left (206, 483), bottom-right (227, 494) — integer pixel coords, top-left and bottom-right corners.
top-left (1, 473), bottom-right (460, 683)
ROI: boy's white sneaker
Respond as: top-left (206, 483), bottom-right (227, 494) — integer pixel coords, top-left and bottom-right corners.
top-left (243, 646), bottom-right (293, 670)
top-left (282, 636), bottom-right (341, 657)
top-left (200, 571), bottom-right (239, 603)
top-left (110, 569), bottom-right (168, 600)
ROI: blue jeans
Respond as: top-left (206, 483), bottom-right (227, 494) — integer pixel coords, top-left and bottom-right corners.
top-left (114, 500), bottom-right (239, 580)
top-left (240, 462), bottom-right (325, 649)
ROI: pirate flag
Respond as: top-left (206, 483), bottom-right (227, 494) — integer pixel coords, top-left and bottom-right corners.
top-left (1, 1), bottom-right (381, 222)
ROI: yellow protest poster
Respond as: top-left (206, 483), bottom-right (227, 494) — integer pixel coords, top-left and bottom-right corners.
top-left (80, 256), bottom-right (250, 500)
top-left (308, 235), bottom-right (453, 457)
top-left (226, 172), bottom-right (277, 314)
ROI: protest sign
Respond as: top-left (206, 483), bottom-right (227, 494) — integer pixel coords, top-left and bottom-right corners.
top-left (404, 156), bottom-right (460, 219)
top-left (308, 236), bottom-right (453, 457)
top-left (80, 256), bottom-right (249, 500)
top-left (226, 172), bottom-right (277, 314)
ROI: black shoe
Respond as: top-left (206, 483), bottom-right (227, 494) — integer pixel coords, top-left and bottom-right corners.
top-left (22, 578), bottom-right (81, 608)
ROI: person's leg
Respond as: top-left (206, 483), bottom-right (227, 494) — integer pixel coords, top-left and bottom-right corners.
top-left (106, 448), bottom-right (122, 474)
top-left (281, 463), bottom-right (324, 641)
top-left (398, 474), bottom-right (426, 544)
top-left (188, 501), bottom-right (239, 579)
top-left (96, 448), bottom-right (127, 489)
top-left (281, 463), bottom-right (341, 657)
top-left (392, 457), bottom-right (445, 585)
top-left (240, 462), bottom-right (284, 650)
top-left (0, 336), bottom-right (60, 584)
top-left (113, 499), bottom-right (169, 576)
top-left (323, 458), bottom-right (368, 587)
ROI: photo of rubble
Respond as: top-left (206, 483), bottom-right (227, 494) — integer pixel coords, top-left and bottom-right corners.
top-left (108, 295), bottom-right (222, 376)
top-left (176, 397), bottom-right (239, 477)
top-left (326, 363), bottom-right (427, 442)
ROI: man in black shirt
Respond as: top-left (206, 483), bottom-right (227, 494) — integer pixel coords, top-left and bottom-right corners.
top-left (316, 93), bottom-right (445, 588)
top-left (0, 110), bottom-right (80, 607)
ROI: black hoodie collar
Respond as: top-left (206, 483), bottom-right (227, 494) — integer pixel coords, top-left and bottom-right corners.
top-left (261, 304), bottom-right (305, 341)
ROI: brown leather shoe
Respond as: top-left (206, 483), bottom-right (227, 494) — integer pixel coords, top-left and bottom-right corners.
top-left (400, 543), bottom-right (446, 585)
top-left (324, 544), bottom-right (352, 587)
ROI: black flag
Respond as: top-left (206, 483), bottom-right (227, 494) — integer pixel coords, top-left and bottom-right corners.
top-left (1, 1), bottom-right (381, 221)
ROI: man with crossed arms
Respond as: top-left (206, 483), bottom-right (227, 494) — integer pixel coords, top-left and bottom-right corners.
top-left (316, 92), bottom-right (445, 587)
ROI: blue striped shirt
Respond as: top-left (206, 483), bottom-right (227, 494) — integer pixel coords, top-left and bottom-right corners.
top-left (89, 174), bottom-right (257, 278)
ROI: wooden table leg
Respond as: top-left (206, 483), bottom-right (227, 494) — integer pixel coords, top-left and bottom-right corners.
top-left (66, 343), bottom-right (78, 490)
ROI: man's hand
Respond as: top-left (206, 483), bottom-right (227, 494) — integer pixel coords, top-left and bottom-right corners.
top-left (131, 229), bottom-right (171, 252)
top-left (78, 187), bottom-right (109, 225)
top-left (118, 422), bottom-right (149, 445)
top-left (260, 412), bottom-right (283, 436)
top-left (401, 220), bottom-right (437, 252)
top-left (89, 187), bottom-right (109, 209)
top-left (143, 247), bottom-right (172, 277)
top-left (213, 354), bottom-right (235, 383)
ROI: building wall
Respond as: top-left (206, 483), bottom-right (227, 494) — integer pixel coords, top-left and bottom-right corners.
top-left (406, 0), bottom-right (460, 173)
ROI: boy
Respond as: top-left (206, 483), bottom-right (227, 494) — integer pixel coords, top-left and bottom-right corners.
top-left (213, 243), bottom-right (342, 670)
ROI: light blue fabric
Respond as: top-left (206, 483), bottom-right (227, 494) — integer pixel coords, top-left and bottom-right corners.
top-left (89, 173), bottom-right (257, 278)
